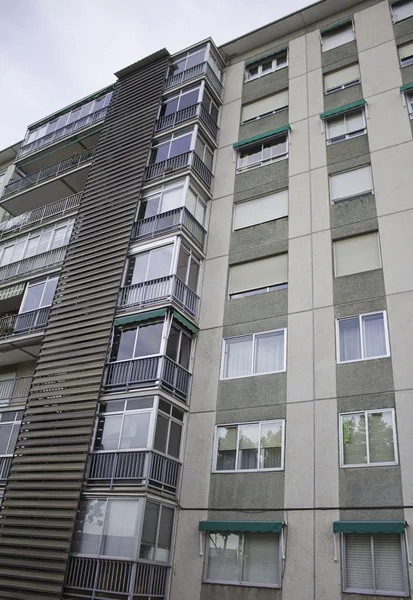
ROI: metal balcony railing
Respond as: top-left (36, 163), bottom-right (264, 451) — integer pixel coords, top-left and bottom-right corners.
top-left (0, 193), bottom-right (81, 239)
top-left (154, 102), bottom-right (218, 138)
top-left (144, 151), bottom-right (213, 189)
top-left (132, 206), bottom-right (206, 248)
top-left (164, 61), bottom-right (223, 99)
top-left (86, 450), bottom-right (180, 494)
top-left (0, 307), bottom-right (51, 339)
top-left (2, 147), bottom-right (95, 199)
top-left (118, 275), bottom-right (199, 318)
top-left (0, 375), bottom-right (32, 406)
top-left (104, 355), bottom-right (191, 401)
top-left (0, 246), bottom-right (67, 284)
top-left (0, 456), bottom-right (12, 483)
top-left (65, 556), bottom-right (169, 600)
top-left (17, 107), bottom-right (108, 158)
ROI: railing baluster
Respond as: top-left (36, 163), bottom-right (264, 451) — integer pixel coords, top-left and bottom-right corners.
top-left (131, 206), bottom-right (205, 248)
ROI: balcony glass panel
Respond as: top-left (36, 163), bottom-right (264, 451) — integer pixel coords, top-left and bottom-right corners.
top-left (168, 47), bottom-right (206, 76)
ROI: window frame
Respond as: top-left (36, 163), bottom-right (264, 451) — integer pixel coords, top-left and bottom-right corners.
top-left (339, 408), bottom-right (399, 468)
top-left (324, 64), bottom-right (361, 95)
top-left (203, 530), bottom-right (283, 588)
top-left (341, 532), bottom-right (409, 596)
top-left (0, 410), bottom-right (23, 457)
top-left (326, 109), bottom-right (367, 145)
top-left (406, 93), bottom-right (413, 119)
top-left (233, 189), bottom-right (288, 231)
top-left (241, 91), bottom-right (289, 125)
top-left (158, 85), bottom-right (202, 118)
top-left (391, 0), bottom-right (413, 23)
top-left (333, 232), bottom-right (382, 278)
top-left (245, 50), bottom-right (288, 82)
top-left (320, 21), bottom-right (356, 53)
top-left (399, 45), bottom-right (413, 67)
top-left (220, 328), bottom-right (287, 380)
top-left (336, 310), bottom-right (390, 364)
top-left (236, 135), bottom-right (288, 173)
top-left (329, 164), bottom-right (374, 204)
top-left (19, 276), bottom-right (59, 314)
top-left (213, 419), bottom-right (285, 473)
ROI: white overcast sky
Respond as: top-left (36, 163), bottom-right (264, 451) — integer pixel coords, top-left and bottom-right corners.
top-left (0, 0), bottom-right (313, 149)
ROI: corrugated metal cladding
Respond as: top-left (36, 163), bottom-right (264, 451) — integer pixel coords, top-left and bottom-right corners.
top-left (0, 51), bottom-right (170, 600)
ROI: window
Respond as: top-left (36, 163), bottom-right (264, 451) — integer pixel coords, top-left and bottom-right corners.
top-left (165, 323), bottom-right (192, 370)
top-left (406, 92), bottom-right (413, 119)
top-left (0, 172), bottom-right (5, 189)
top-left (0, 373), bottom-right (16, 404)
top-left (138, 179), bottom-right (206, 226)
top-left (342, 533), bottom-right (408, 595)
top-left (337, 311), bottom-right (390, 363)
top-left (175, 243), bottom-right (200, 293)
top-left (194, 136), bottom-right (214, 171)
top-left (241, 91), bottom-right (288, 124)
top-left (124, 245), bottom-right (174, 286)
top-left (324, 64), bottom-right (360, 94)
top-left (205, 531), bottom-right (282, 587)
top-left (237, 135), bottom-right (288, 172)
top-left (159, 86), bottom-right (201, 118)
top-left (94, 397), bottom-right (154, 452)
top-left (153, 398), bottom-right (184, 459)
top-left (215, 420), bottom-right (284, 472)
top-left (398, 42), bottom-right (413, 67)
top-left (0, 411), bottom-right (22, 457)
top-left (112, 322), bottom-right (164, 362)
top-left (340, 409), bottom-right (398, 467)
top-left (234, 190), bottom-right (288, 230)
top-left (321, 22), bottom-right (355, 52)
top-left (150, 129), bottom-right (193, 164)
top-left (221, 329), bottom-right (286, 379)
top-left (326, 109), bottom-right (366, 144)
top-left (245, 50), bottom-right (288, 81)
top-left (334, 233), bottom-right (381, 277)
top-left (168, 47), bottom-right (206, 77)
top-left (19, 277), bottom-right (58, 313)
top-left (139, 501), bottom-right (174, 562)
top-left (229, 254), bottom-right (288, 299)
top-left (391, 0), bottom-right (413, 23)
top-left (202, 90), bottom-right (219, 123)
top-left (329, 165), bottom-right (373, 202)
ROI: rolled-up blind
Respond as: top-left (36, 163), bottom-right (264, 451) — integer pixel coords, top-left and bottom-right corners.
top-left (392, 0), bottom-right (413, 23)
top-left (229, 254), bottom-right (288, 295)
top-left (242, 90), bottom-right (288, 122)
top-left (234, 190), bottom-right (288, 230)
top-left (399, 41), bottom-right (413, 59)
top-left (243, 533), bottom-right (281, 585)
top-left (334, 232), bottom-right (380, 277)
top-left (324, 64), bottom-right (359, 91)
top-left (330, 165), bottom-right (373, 201)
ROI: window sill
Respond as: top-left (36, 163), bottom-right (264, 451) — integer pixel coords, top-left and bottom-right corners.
top-left (236, 154), bottom-right (288, 173)
top-left (212, 467), bottom-right (284, 474)
top-left (241, 106), bottom-right (288, 125)
top-left (340, 461), bottom-right (399, 469)
top-left (233, 214), bottom-right (288, 231)
top-left (325, 80), bottom-right (360, 95)
top-left (244, 65), bottom-right (288, 84)
top-left (327, 130), bottom-right (366, 145)
top-left (332, 190), bottom-right (373, 203)
top-left (344, 588), bottom-right (408, 597)
top-left (204, 579), bottom-right (281, 589)
top-left (221, 369), bottom-right (286, 381)
top-left (337, 354), bottom-right (390, 365)
top-left (321, 38), bottom-right (356, 54)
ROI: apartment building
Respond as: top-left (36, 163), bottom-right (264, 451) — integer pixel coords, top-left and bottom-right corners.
top-left (0, 0), bottom-right (413, 598)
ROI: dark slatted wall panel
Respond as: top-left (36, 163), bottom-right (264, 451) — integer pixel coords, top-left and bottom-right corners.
top-left (0, 51), bottom-right (169, 600)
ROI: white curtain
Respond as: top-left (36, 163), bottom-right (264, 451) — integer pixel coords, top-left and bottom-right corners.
top-left (362, 313), bottom-right (387, 358)
top-left (339, 318), bottom-right (361, 361)
top-left (224, 336), bottom-right (252, 378)
top-left (254, 331), bottom-right (284, 373)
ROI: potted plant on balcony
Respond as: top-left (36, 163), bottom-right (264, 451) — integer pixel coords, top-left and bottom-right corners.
top-left (0, 326), bottom-right (14, 337)
top-left (70, 152), bottom-right (82, 165)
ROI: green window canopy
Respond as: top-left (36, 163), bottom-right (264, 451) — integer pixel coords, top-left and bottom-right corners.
top-left (172, 310), bottom-right (199, 336)
top-left (333, 521), bottom-right (406, 535)
top-left (114, 308), bottom-right (166, 327)
top-left (233, 125), bottom-right (290, 150)
top-left (199, 521), bottom-right (284, 533)
top-left (320, 99), bottom-right (366, 120)
top-left (320, 18), bottom-right (353, 35)
top-left (245, 47), bottom-right (288, 67)
top-left (400, 82), bottom-right (413, 93)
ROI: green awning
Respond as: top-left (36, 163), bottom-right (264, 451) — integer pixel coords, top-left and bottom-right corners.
top-left (199, 521), bottom-right (283, 533)
top-left (400, 82), bottom-right (413, 92)
top-left (233, 125), bottom-right (290, 149)
top-left (320, 19), bottom-right (352, 35)
top-left (245, 47), bottom-right (288, 67)
top-left (320, 99), bottom-right (366, 120)
top-left (114, 308), bottom-right (166, 326)
top-left (172, 310), bottom-right (199, 336)
top-left (333, 521), bottom-right (406, 535)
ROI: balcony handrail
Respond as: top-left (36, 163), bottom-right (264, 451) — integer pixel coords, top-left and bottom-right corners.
top-left (2, 147), bottom-right (95, 199)
top-left (118, 274), bottom-right (199, 318)
top-left (144, 150), bottom-right (213, 189)
top-left (0, 245), bottom-right (67, 284)
top-left (0, 306), bottom-right (51, 339)
top-left (17, 107), bottom-right (108, 158)
top-left (155, 102), bottom-right (218, 139)
top-left (0, 193), bottom-right (81, 239)
top-left (164, 61), bottom-right (223, 98)
top-left (0, 456), bottom-right (12, 481)
top-left (0, 375), bottom-right (32, 405)
top-left (131, 206), bottom-right (206, 248)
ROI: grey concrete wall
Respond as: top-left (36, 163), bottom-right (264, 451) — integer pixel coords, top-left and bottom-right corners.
top-left (239, 109), bottom-right (289, 141)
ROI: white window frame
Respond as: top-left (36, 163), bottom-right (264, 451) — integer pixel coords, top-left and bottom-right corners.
top-left (220, 329), bottom-right (287, 380)
top-left (150, 127), bottom-right (195, 163)
top-left (391, 0), bottom-right (413, 23)
top-left (245, 50), bottom-right (288, 82)
top-left (204, 530), bottom-right (283, 588)
top-left (341, 532), bottom-right (409, 596)
top-left (0, 410), bottom-right (23, 458)
top-left (213, 419), bottom-right (285, 473)
top-left (324, 65), bottom-right (360, 95)
top-left (169, 46), bottom-right (207, 75)
top-left (339, 408), bottom-right (399, 468)
top-left (336, 310), bottom-right (390, 364)
top-left (406, 92), bottom-right (413, 119)
top-left (159, 85), bottom-right (202, 118)
top-left (19, 276), bottom-right (58, 315)
top-left (326, 109), bottom-right (366, 144)
top-left (236, 135), bottom-right (288, 173)
top-left (320, 21), bottom-right (356, 53)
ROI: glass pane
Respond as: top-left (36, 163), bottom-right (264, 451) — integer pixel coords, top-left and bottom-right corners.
top-left (102, 500), bottom-right (140, 559)
top-left (260, 422), bottom-right (282, 469)
top-left (346, 110), bottom-right (364, 133)
top-left (155, 506), bottom-right (174, 562)
top-left (50, 226), bottom-right (66, 249)
top-left (194, 199), bottom-right (206, 226)
top-left (269, 137), bottom-right (287, 157)
top-left (186, 49), bottom-right (205, 69)
top-left (368, 412), bottom-right (395, 463)
top-left (126, 397), bottom-right (154, 410)
top-left (254, 331), bottom-right (284, 374)
top-left (165, 325), bottom-right (180, 363)
top-left (244, 147), bottom-right (261, 167)
top-left (204, 147), bottom-right (214, 171)
top-left (116, 329), bottom-right (136, 361)
top-left (134, 323), bottom-right (163, 357)
top-left (131, 252), bottom-right (150, 284)
top-left (140, 501), bottom-right (160, 560)
top-left (79, 101), bottom-right (94, 118)
top-left (339, 317), bottom-right (361, 361)
top-left (0, 424), bottom-right (12, 455)
top-left (261, 60), bottom-right (273, 73)
top-left (0, 246), bottom-right (13, 266)
top-left (243, 533), bottom-right (280, 585)
top-left (25, 237), bottom-right (39, 257)
top-left (36, 230), bottom-right (52, 254)
top-left (342, 413), bottom-right (367, 465)
top-left (327, 116), bottom-right (346, 139)
top-left (178, 333), bottom-right (191, 369)
top-left (216, 426), bottom-right (237, 470)
top-left (7, 423), bottom-right (19, 455)
top-left (94, 415), bottom-right (122, 451)
top-left (176, 246), bottom-right (189, 283)
top-left (67, 108), bottom-right (81, 125)
top-left (154, 414), bottom-right (169, 454)
top-left (169, 133), bottom-right (192, 158)
top-left (178, 89), bottom-right (199, 110)
top-left (167, 421), bottom-right (182, 458)
top-left (160, 97), bottom-right (179, 117)
top-left (151, 143), bottom-right (170, 164)
top-left (374, 534), bottom-right (405, 593)
top-left (185, 188), bottom-right (197, 215)
top-left (139, 195), bottom-right (160, 220)
top-left (237, 423), bottom-right (259, 470)
top-left (161, 185), bottom-right (184, 212)
top-left (169, 58), bottom-right (186, 75)
top-left (345, 534), bottom-right (374, 591)
top-left (362, 313), bottom-right (387, 358)
top-left (247, 66), bottom-right (259, 80)
top-left (119, 411), bottom-right (150, 449)
top-left (40, 278), bottom-right (58, 307)
top-left (224, 336), bottom-right (253, 378)
top-left (207, 533), bottom-right (242, 582)
top-left (72, 499), bottom-right (106, 555)
top-left (11, 240), bottom-right (26, 262)
top-left (21, 283), bottom-right (44, 313)
top-left (147, 246), bottom-right (173, 280)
